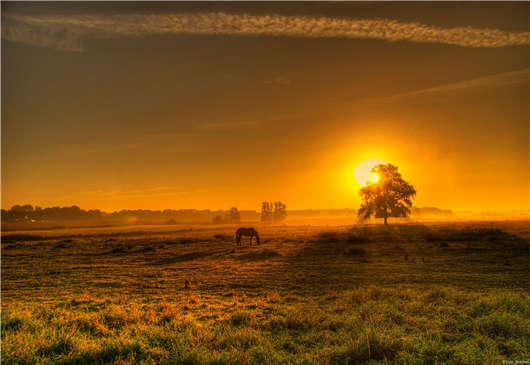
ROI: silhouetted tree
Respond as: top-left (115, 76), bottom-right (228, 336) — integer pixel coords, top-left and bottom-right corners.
top-left (261, 202), bottom-right (273, 222)
top-left (358, 164), bottom-right (416, 225)
top-left (225, 207), bottom-right (240, 223)
top-left (261, 201), bottom-right (287, 222)
top-left (273, 201), bottom-right (287, 222)
top-left (212, 215), bottom-right (223, 224)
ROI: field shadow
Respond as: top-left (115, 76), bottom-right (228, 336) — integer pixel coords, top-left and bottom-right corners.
top-left (273, 223), bottom-right (530, 294)
top-left (235, 249), bottom-right (282, 261)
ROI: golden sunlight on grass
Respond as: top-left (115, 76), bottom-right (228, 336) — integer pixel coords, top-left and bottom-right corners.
top-left (354, 158), bottom-right (386, 186)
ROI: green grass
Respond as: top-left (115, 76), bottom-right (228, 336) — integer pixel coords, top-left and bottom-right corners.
top-left (2, 221), bottom-right (529, 364)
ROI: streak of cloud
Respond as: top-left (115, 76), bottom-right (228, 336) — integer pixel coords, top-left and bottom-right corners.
top-left (3, 12), bottom-right (530, 52)
top-left (321, 68), bottom-right (530, 112)
top-left (348, 67), bottom-right (530, 106)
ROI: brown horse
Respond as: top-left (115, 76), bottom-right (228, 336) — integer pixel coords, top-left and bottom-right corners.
top-left (235, 227), bottom-right (260, 247)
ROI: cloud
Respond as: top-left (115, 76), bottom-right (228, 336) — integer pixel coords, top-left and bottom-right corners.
top-left (2, 15), bottom-right (85, 52)
top-left (3, 12), bottom-right (529, 52)
top-left (351, 67), bottom-right (530, 106)
top-left (322, 68), bottom-right (530, 112)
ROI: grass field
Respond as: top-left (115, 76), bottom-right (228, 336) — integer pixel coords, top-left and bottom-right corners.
top-left (2, 220), bottom-right (529, 364)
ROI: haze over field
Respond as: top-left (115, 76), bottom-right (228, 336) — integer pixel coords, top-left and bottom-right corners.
top-left (2, 2), bottom-right (529, 213)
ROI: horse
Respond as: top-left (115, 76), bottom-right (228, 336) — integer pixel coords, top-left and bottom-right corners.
top-left (235, 227), bottom-right (260, 247)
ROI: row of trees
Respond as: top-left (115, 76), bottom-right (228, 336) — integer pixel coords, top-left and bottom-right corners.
top-left (210, 202), bottom-right (288, 224)
top-left (211, 207), bottom-right (241, 224)
top-left (2, 205), bottom-right (104, 221)
top-left (2, 206), bottom-right (248, 224)
top-left (260, 201), bottom-right (287, 223)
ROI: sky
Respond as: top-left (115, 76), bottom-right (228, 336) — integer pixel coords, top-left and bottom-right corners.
top-left (2, 2), bottom-right (529, 212)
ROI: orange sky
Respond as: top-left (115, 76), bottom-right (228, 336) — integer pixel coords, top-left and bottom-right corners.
top-left (2, 2), bottom-right (529, 212)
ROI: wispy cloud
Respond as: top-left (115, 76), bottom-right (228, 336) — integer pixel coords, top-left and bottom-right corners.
top-left (3, 12), bottom-right (530, 52)
top-left (346, 67), bottom-right (530, 106)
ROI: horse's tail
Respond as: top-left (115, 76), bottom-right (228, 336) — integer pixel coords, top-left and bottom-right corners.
top-left (255, 231), bottom-right (260, 245)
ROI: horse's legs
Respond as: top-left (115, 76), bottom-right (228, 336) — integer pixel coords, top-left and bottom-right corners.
top-left (249, 236), bottom-right (253, 247)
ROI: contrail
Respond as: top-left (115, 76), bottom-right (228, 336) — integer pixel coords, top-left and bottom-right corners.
top-left (3, 12), bottom-right (530, 52)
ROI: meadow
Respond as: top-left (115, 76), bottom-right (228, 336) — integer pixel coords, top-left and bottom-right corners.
top-left (2, 220), bottom-right (529, 364)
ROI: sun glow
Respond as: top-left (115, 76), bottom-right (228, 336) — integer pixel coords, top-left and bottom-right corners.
top-left (354, 158), bottom-right (386, 186)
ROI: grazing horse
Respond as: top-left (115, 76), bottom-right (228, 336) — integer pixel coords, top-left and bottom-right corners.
top-left (235, 227), bottom-right (260, 247)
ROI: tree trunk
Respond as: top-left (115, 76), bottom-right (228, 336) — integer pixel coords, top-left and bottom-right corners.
top-left (384, 215), bottom-right (388, 225)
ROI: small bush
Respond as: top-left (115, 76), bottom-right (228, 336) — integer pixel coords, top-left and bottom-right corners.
top-left (345, 247), bottom-right (367, 256)
top-left (345, 234), bottom-right (371, 244)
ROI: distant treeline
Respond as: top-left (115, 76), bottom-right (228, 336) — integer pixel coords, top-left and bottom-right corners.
top-left (1, 205), bottom-right (259, 225)
top-left (1, 204), bottom-right (453, 226)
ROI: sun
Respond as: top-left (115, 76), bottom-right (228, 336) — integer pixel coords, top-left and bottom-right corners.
top-left (354, 158), bottom-right (386, 186)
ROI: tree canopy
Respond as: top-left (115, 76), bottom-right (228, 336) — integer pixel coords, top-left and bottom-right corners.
top-left (358, 164), bottom-right (416, 225)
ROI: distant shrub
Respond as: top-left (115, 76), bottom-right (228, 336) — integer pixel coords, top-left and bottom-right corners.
top-left (345, 247), bottom-right (367, 256)
top-left (213, 234), bottom-right (232, 240)
top-left (345, 233), bottom-right (371, 244)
